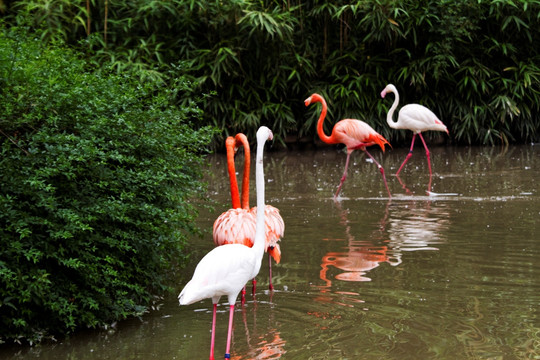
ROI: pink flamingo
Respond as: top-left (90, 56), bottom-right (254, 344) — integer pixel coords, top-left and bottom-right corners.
top-left (212, 133), bottom-right (284, 294)
top-left (179, 127), bottom-right (273, 360)
top-left (213, 134), bottom-right (256, 248)
top-left (304, 93), bottom-right (392, 199)
top-left (380, 84), bottom-right (449, 177)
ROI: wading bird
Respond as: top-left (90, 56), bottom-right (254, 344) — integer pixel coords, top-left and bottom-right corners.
top-left (179, 126), bottom-right (274, 360)
top-left (304, 93), bottom-right (391, 199)
top-left (212, 133), bottom-right (284, 295)
top-left (380, 84), bottom-right (448, 177)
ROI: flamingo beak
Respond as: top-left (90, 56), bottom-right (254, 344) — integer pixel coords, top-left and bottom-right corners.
top-left (304, 96), bottom-right (312, 106)
top-left (380, 90), bottom-right (387, 98)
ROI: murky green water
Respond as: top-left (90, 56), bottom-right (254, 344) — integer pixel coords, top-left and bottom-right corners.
top-left (2, 145), bottom-right (540, 359)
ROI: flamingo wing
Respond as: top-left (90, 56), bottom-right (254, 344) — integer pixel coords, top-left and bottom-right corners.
top-left (212, 208), bottom-right (257, 247)
top-left (399, 104), bottom-right (447, 133)
top-left (179, 244), bottom-right (258, 305)
top-left (333, 120), bottom-right (390, 151)
top-left (250, 205), bottom-right (284, 263)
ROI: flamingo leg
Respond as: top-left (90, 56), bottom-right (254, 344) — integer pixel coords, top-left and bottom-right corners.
top-left (241, 286), bottom-right (246, 305)
top-left (334, 151), bottom-right (352, 199)
top-left (224, 304), bottom-right (235, 359)
top-left (210, 303), bottom-right (217, 360)
top-left (396, 174), bottom-right (412, 194)
top-left (268, 253), bottom-right (274, 291)
top-left (364, 149), bottom-right (392, 198)
top-left (418, 133), bottom-right (432, 177)
top-left (252, 279), bottom-right (257, 296)
top-left (396, 134), bottom-right (416, 175)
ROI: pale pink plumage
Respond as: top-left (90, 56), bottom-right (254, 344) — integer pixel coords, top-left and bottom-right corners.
top-left (305, 93), bottom-right (392, 199)
top-left (381, 84), bottom-right (449, 179)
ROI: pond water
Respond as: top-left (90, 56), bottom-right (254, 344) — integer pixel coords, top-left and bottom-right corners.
top-left (2, 144), bottom-right (540, 359)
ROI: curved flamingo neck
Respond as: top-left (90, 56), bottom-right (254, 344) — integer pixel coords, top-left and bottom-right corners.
top-left (225, 137), bottom-right (241, 209)
top-left (235, 133), bottom-right (251, 210)
top-left (312, 94), bottom-right (334, 144)
top-left (384, 85), bottom-right (400, 129)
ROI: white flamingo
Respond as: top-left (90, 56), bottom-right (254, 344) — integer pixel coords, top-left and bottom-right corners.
top-left (381, 84), bottom-right (448, 177)
top-left (178, 126), bottom-right (273, 360)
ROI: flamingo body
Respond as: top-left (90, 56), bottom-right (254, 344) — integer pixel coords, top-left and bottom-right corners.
top-left (250, 205), bottom-right (284, 264)
top-left (213, 209), bottom-right (256, 247)
top-left (304, 93), bottom-right (391, 199)
top-left (330, 119), bottom-right (389, 151)
top-left (381, 84), bottom-right (448, 178)
top-left (390, 103), bottom-right (446, 134)
top-left (179, 126), bottom-right (273, 360)
top-left (178, 243), bottom-right (262, 306)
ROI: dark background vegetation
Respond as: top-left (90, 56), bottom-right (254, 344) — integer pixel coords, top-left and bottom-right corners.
top-left (1, 0), bottom-right (539, 345)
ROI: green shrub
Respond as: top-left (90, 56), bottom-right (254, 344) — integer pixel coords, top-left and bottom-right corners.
top-left (0, 26), bottom-right (214, 344)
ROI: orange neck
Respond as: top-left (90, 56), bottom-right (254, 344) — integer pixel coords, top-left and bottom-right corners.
top-left (225, 136), bottom-right (241, 209)
top-left (235, 133), bottom-right (251, 210)
top-left (313, 94), bottom-right (334, 144)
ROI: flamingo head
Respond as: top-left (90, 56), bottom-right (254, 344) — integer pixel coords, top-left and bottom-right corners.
top-left (380, 84), bottom-right (397, 99)
top-left (267, 243), bottom-right (281, 264)
top-left (304, 93), bottom-right (324, 107)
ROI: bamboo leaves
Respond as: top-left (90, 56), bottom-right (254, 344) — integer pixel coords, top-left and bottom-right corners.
top-left (5, 0), bottom-right (540, 146)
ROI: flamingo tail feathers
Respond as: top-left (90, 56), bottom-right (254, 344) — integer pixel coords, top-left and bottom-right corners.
top-left (367, 133), bottom-right (391, 152)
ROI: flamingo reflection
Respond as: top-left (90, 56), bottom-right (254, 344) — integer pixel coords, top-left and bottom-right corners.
top-left (231, 302), bottom-right (286, 360)
top-left (386, 199), bottom-right (450, 259)
top-left (316, 203), bottom-right (396, 306)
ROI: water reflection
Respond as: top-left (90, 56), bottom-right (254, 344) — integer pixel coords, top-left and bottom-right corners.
top-left (386, 198), bottom-right (451, 260)
top-left (231, 304), bottom-right (286, 360)
top-left (317, 198), bottom-right (451, 306)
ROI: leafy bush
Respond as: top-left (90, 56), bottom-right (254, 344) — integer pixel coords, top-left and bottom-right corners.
top-left (0, 26), bottom-right (214, 344)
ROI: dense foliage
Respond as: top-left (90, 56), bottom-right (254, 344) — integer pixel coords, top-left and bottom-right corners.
top-left (4, 0), bottom-right (539, 147)
top-left (0, 26), bottom-right (213, 344)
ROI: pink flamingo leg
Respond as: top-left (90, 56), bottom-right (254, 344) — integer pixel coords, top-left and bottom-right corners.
top-left (241, 286), bottom-right (246, 305)
top-left (417, 133), bottom-right (432, 176)
top-left (396, 134), bottom-right (416, 176)
top-left (363, 149), bottom-right (392, 198)
top-left (334, 151), bottom-right (352, 199)
top-left (210, 303), bottom-right (217, 360)
top-left (252, 279), bottom-right (257, 295)
top-left (268, 253), bottom-right (274, 291)
top-left (224, 304), bottom-right (235, 359)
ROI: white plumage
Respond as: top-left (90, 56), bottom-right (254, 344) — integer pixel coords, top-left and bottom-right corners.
top-left (178, 126), bottom-right (273, 359)
top-left (381, 84), bottom-right (449, 179)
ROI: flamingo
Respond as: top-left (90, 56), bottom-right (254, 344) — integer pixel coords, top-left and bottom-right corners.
top-left (380, 84), bottom-right (449, 177)
top-left (212, 134), bottom-right (284, 294)
top-left (212, 134), bottom-right (256, 248)
top-left (179, 126), bottom-right (273, 360)
top-left (304, 93), bottom-right (392, 199)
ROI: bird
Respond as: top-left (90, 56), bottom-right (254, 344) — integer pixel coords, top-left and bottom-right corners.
top-left (304, 93), bottom-right (392, 199)
top-left (212, 133), bottom-right (284, 296)
top-left (179, 126), bottom-right (273, 360)
top-left (380, 84), bottom-right (449, 177)
top-left (212, 134), bottom-right (256, 249)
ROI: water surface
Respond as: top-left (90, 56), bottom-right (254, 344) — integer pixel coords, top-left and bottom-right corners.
top-left (2, 145), bottom-right (539, 359)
